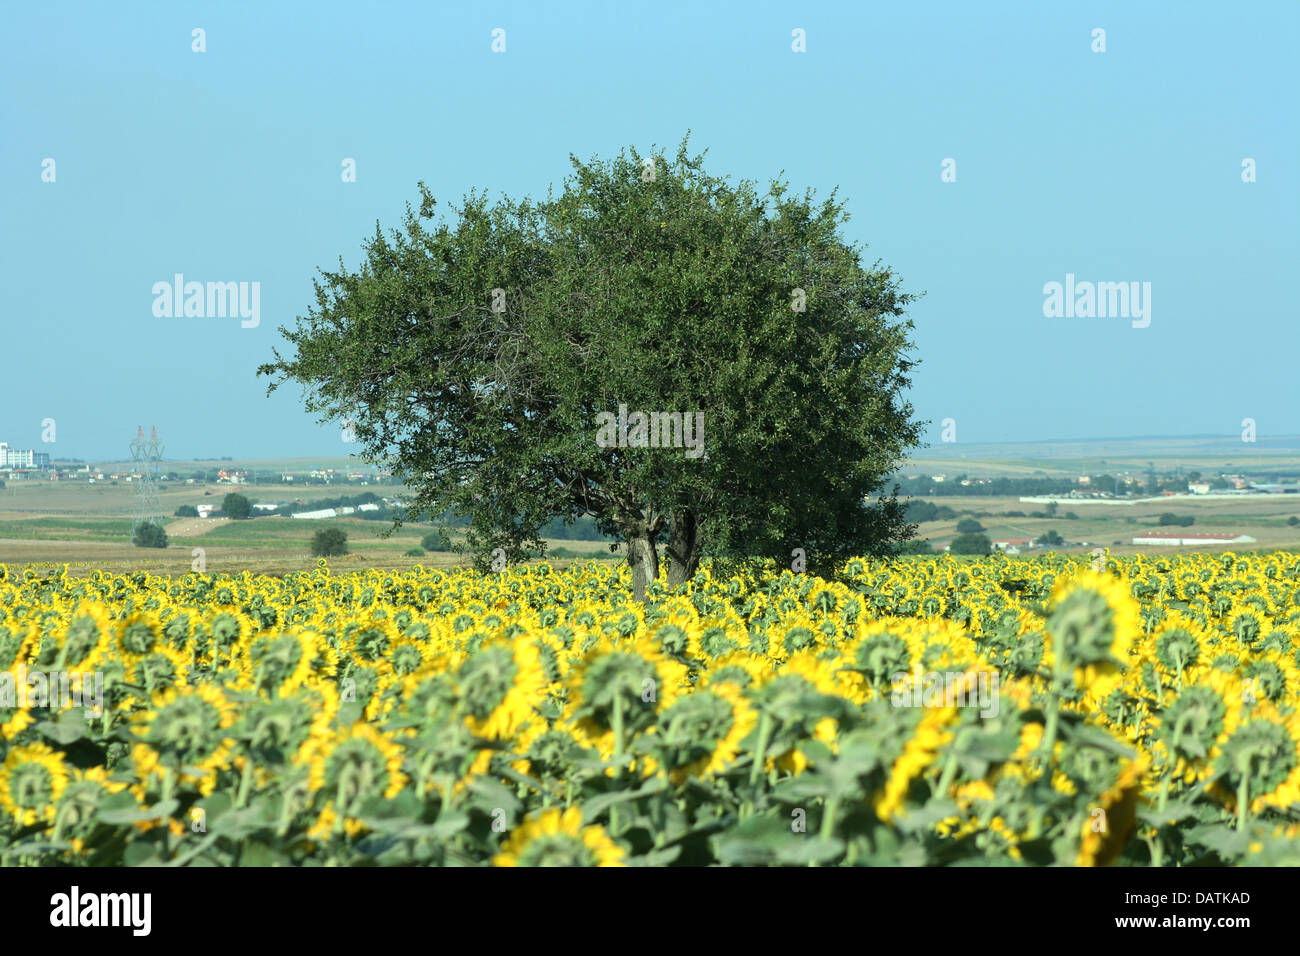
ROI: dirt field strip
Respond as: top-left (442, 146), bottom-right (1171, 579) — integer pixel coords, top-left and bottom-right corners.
top-left (165, 517), bottom-right (232, 536)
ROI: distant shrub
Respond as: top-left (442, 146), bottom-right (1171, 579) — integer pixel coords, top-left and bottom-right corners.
top-left (948, 533), bottom-right (991, 555)
top-left (905, 500), bottom-right (940, 522)
top-left (421, 530), bottom-right (453, 552)
top-left (132, 520), bottom-right (168, 549)
top-left (1158, 513), bottom-right (1195, 527)
top-left (312, 528), bottom-right (348, 557)
top-left (223, 492), bottom-right (253, 520)
top-left (544, 546), bottom-right (582, 559)
top-left (1037, 529), bottom-right (1064, 546)
top-left (404, 547), bottom-right (425, 557)
top-left (175, 504), bottom-right (199, 517)
top-left (895, 538), bottom-right (934, 555)
top-left (1289, 516), bottom-right (1299, 526)
top-left (955, 518), bottom-right (985, 535)
top-left (1003, 511), bottom-right (1025, 518)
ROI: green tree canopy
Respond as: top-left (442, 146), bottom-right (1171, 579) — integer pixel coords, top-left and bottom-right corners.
top-left (222, 492), bottom-right (253, 520)
top-left (948, 533), bottom-right (991, 555)
top-left (260, 138), bottom-right (923, 599)
top-left (312, 528), bottom-right (348, 557)
top-left (421, 530), bottom-right (453, 552)
top-left (132, 520), bottom-right (168, 549)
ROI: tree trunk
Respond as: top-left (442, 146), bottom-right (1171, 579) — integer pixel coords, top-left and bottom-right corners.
top-left (665, 509), bottom-right (702, 589)
top-left (626, 531), bottom-right (659, 603)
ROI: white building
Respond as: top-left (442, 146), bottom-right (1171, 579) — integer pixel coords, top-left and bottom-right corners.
top-left (291, 508), bottom-right (338, 520)
top-left (0, 443), bottom-right (50, 469)
top-left (1132, 532), bottom-right (1256, 546)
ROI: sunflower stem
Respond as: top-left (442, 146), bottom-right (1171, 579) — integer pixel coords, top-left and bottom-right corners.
top-left (1236, 755), bottom-right (1251, 833)
top-left (610, 692), bottom-right (625, 835)
top-left (236, 757), bottom-right (255, 808)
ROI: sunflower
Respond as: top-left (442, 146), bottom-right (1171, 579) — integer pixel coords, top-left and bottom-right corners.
top-left (53, 602), bottom-right (114, 670)
top-left (1076, 754), bottom-right (1149, 866)
top-left (247, 628), bottom-right (321, 695)
top-left (0, 699), bottom-right (34, 740)
top-left (1211, 704), bottom-right (1300, 816)
top-left (1047, 570), bottom-right (1141, 695)
top-left (566, 634), bottom-right (689, 767)
top-left (53, 765), bottom-right (129, 845)
top-left (493, 807), bottom-right (625, 867)
top-left (0, 742), bottom-right (71, 827)
top-left (873, 703), bottom-right (958, 822)
top-left (112, 612), bottom-right (165, 665)
top-left (130, 683), bottom-right (238, 797)
top-left (651, 682), bottom-right (758, 784)
top-left (454, 638), bottom-right (547, 741)
top-left (302, 720), bottom-right (407, 803)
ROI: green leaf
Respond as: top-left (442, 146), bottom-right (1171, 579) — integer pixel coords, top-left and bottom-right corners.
top-left (465, 778), bottom-right (523, 817)
top-left (1136, 801), bottom-right (1199, 828)
top-left (1183, 824), bottom-right (1249, 860)
top-left (775, 836), bottom-right (845, 865)
top-left (98, 798), bottom-right (179, 825)
top-left (628, 845), bottom-right (683, 866)
top-left (580, 777), bottom-right (666, 823)
top-left (123, 841), bottom-right (163, 867)
top-left (35, 709), bottom-right (89, 745)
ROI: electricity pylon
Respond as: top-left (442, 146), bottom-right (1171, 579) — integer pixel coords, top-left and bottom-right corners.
top-left (130, 425), bottom-right (165, 531)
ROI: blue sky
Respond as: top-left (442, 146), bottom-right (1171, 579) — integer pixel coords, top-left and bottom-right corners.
top-left (2, 0), bottom-right (1296, 461)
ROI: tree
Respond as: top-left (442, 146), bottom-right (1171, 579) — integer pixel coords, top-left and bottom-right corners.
top-left (1045, 502), bottom-right (1059, 517)
top-left (311, 528), bottom-right (348, 556)
top-left (259, 138), bottom-right (923, 600)
top-left (948, 533), bottom-right (990, 555)
top-left (422, 530), bottom-right (453, 552)
top-left (1288, 516), bottom-right (1299, 526)
top-left (896, 538), bottom-right (933, 554)
top-left (955, 517), bottom-right (984, 534)
top-left (223, 492), bottom-right (253, 520)
top-left (175, 504), bottom-right (199, 517)
top-left (1037, 528), bottom-right (1063, 546)
top-left (132, 520), bottom-right (168, 549)
top-left (904, 500), bottom-right (939, 523)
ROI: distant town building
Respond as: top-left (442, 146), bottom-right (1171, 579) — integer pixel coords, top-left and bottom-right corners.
top-left (1249, 482), bottom-right (1300, 494)
top-left (0, 443), bottom-right (51, 469)
top-left (291, 508), bottom-right (339, 520)
top-left (1188, 481), bottom-right (1211, 495)
top-left (1132, 532), bottom-right (1256, 546)
top-left (992, 538), bottom-right (1033, 554)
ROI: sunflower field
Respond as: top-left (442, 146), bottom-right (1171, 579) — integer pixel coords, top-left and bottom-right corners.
top-left (1, 551), bottom-right (1298, 867)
